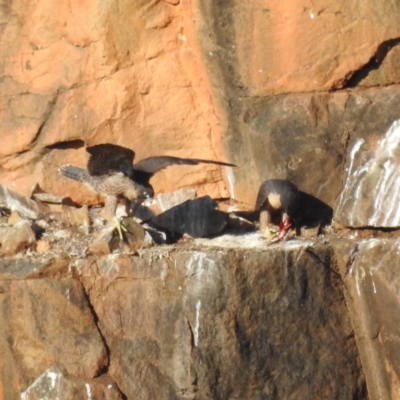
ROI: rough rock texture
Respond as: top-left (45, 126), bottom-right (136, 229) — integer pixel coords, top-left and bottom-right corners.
top-left (1, 1), bottom-right (400, 399)
top-left (0, 276), bottom-right (107, 393)
top-left (1, 0), bottom-right (399, 211)
top-left (198, 1), bottom-right (400, 95)
top-left (192, 0), bottom-right (400, 208)
top-left (0, 220), bottom-right (37, 256)
top-left (0, 0), bottom-right (231, 203)
top-left (25, 240), bottom-right (373, 398)
top-left (0, 238), bottom-right (368, 399)
top-left (20, 364), bottom-right (123, 400)
top-left (333, 238), bottom-right (400, 400)
top-left (334, 96), bottom-right (400, 227)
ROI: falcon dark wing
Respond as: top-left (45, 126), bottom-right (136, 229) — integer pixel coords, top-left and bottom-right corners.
top-left (133, 156), bottom-right (236, 187)
top-left (134, 156), bottom-right (236, 174)
top-left (87, 143), bottom-right (135, 178)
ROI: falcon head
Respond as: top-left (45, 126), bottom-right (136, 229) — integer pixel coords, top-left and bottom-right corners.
top-left (123, 183), bottom-right (153, 202)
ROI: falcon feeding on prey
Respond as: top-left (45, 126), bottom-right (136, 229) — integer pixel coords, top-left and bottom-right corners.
top-left (255, 179), bottom-right (300, 240)
top-left (60, 143), bottom-right (235, 238)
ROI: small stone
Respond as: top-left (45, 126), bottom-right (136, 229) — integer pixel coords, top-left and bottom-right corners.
top-left (7, 211), bottom-right (21, 225)
top-left (0, 184), bottom-right (40, 219)
top-left (36, 219), bottom-right (50, 229)
top-left (47, 203), bottom-right (64, 213)
top-left (89, 224), bottom-right (118, 256)
top-left (1, 220), bottom-right (36, 256)
top-left (62, 204), bottom-right (90, 228)
top-left (54, 230), bottom-right (72, 239)
top-left (33, 192), bottom-right (64, 204)
top-left (300, 225), bottom-right (320, 239)
top-left (36, 240), bottom-right (51, 253)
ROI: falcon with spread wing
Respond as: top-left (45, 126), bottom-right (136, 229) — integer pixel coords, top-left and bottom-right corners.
top-left (60, 144), bottom-right (151, 238)
top-left (255, 179), bottom-right (300, 240)
top-left (60, 143), bottom-right (235, 237)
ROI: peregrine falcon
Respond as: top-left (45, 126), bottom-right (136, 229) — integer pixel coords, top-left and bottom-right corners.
top-left (255, 179), bottom-right (300, 240)
top-left (60, 145), bottom-right (150, 238)
top-left (60, 143), bottom-right (235, 237)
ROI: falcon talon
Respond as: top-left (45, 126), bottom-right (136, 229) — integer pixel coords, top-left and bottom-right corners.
top-left (113, 216), bottom-right (127, 240)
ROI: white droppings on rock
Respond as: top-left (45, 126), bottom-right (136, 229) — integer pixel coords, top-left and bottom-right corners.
top-left (225, 167), bottom-right (236, 200)
top-left (85, 382), bottom-right (92, 400)
top-left (194, 300), bottom-right (201, 347)
top-left (186, 251), bottom-right (215, 279)
top-left (194, 232), bottom-right (314, 250)
top-left (355, 269), bottom-right (361, 297)
top-left (369, 270), bottom-right (377, 294)
top-left (48, 371), bottom-right (58, 389)
top-left (21, 368), bottom-right (61, 399)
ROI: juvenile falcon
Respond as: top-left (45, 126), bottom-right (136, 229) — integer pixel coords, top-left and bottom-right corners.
top-left (60, 145), bottom-right (150, 238)
top-left (255, 179), bottom-right (300, 240)
top-left (60, 143), bottom-right (236, 237)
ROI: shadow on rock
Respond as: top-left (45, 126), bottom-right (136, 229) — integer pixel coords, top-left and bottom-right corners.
top-left (151, 196), bottom-right (227, 239)
top-left (294, 191), bottom-right (333, 228)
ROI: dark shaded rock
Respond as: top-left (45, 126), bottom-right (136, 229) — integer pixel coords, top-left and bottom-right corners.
top-left (219, 92), bottom-right (348, 208)
top-left (151, 196), bottom-right (227, 238)
top-left (295, 191), bottom-right (333, 227)
top-left (85, 242), bottom-right (365, 400)
top-left (299, 225), bottom-right (320, 239)
top-left (1, 220), bottom-right (36, 256)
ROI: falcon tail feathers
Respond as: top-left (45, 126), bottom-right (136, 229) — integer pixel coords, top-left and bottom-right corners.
top-left (59, 165), bottom-right (89, 183)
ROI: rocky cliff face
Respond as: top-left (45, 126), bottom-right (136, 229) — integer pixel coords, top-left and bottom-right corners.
top-left (1, 237), bottom-right (367, 400)
top-left (1, 0), bottom-right (400, 399)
